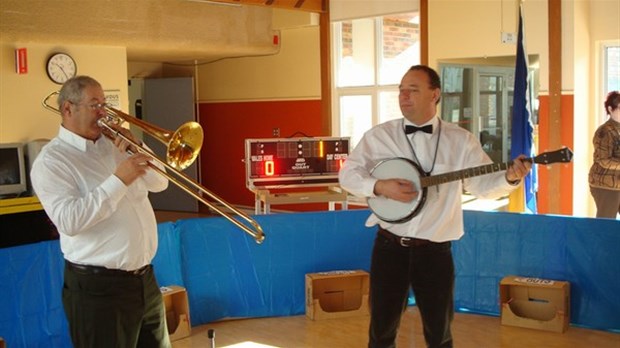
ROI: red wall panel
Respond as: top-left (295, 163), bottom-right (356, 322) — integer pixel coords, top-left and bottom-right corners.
top-left (197, 100), bottom-right (327, 212)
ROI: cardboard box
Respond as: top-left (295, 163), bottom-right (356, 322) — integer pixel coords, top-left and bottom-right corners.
top-left (305, 270), bottom-right (370, 320)
top-left (161, 285), bottom-right (191, 341)
top-left (500, 276), bottom-right (570, 333)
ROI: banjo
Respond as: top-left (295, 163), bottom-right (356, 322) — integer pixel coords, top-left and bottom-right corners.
top-left (367, 147), bottom-right (573, 223)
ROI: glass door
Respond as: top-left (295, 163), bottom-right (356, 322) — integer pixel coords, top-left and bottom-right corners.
top-left (476, 71), bottom-right (511, 163)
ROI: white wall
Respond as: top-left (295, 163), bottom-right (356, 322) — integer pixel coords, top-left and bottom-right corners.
top-left (330, 0), bottom-right (418, 21)
top-left (570, 0), bottom-right (592, 217)
top-left (197, 25), bottom-right (321, 102)
top-left (0, 43), bottom-right (128, 144)
top-left (429, 1), bottom-right (549, 88)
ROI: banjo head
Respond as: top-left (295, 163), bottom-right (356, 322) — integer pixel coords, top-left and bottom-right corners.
top-left (367, 158), bottom-right (427, 223)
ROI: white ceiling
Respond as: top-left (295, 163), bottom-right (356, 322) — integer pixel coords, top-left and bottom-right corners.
top-left (0, 0), bottom-right (280, 63)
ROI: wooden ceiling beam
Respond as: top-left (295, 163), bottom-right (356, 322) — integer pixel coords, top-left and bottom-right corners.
top-left (201, 0), bottom-right (326, 13)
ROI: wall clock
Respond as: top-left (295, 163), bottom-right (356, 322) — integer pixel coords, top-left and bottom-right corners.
top-left (46, 53), bottom-right (77, 84)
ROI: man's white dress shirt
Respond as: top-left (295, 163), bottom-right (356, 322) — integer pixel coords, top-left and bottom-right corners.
top-left (339, 117), bottom-right (516, 242)
top-left (31, 126), bottom-right (168, 271)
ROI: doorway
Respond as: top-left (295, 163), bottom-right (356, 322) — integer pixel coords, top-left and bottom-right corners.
top-left (440, 64), bottom-right (531, 163)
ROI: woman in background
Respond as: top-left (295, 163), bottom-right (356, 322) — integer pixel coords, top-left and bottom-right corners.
top-left (589, 91), bottom-right (620, 219)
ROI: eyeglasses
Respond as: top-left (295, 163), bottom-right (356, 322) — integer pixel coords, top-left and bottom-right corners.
top-left (71, 101), bottom-right (108, 110)
top-left (84, 102), bottom-right (108, 110)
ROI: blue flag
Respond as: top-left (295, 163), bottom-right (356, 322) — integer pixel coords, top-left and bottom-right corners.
top-left (510, 4), bottom-right (537, 213)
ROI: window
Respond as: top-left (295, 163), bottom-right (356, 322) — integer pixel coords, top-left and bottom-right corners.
top-left (333, 12), bottom-right (420, 147)
top-left (339, 95), bottom-right (372, 146)
top-left (604, 43), bottom-right (620, 94)
top-left (599, 42), bottom-right (619, 123)
top-left (336, 19), bottom-right (375, 88)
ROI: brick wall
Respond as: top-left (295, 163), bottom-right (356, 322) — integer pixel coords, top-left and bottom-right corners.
top-left (340, 15), bottom-right (419, 58)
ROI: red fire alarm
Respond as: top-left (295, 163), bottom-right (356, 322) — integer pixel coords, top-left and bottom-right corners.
top-left (273, 34), bottom-right (279, 46)
top-left (15, 48), bottom-right (27, 74)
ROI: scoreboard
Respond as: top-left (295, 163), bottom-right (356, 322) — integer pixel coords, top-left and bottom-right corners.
top-left (245, 137), bottom-right (350, 189)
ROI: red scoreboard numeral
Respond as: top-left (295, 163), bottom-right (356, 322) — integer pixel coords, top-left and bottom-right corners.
top-left (265, 160), bottom-right (275, 176)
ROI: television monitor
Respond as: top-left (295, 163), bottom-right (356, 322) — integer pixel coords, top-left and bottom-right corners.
top-left (0, 142), bottom-right (27, 198)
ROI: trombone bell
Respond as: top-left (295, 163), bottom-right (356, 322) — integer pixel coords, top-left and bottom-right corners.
top-left (166, 121), bottom-right (204, 170)
top-left (106, 107), bottom-right (203, 171)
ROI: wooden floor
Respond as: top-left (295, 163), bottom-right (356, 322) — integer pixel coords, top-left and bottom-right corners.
top-left (171, 307), bottom-right (619, 348)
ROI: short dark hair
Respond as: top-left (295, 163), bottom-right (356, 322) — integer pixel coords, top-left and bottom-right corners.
top-left (408, 65), bottom-right (441, 104)
top-left (604, 90), bottom-right (620, 115)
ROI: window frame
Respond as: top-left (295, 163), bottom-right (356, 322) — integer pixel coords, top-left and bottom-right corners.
top-left (600, 40), bottom-right (620, 123)
top-left (331, 13), bottom-right (420, 145)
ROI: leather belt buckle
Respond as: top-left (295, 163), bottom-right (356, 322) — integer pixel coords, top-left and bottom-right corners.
top-left (130, 265), bottom-right (149, 276)
top-left (399, 237), bottom-right (413, 247)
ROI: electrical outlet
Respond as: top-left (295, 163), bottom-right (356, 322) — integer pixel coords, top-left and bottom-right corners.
top-left (501, 31), bottom-right (517, 44)
top-left (273, 127), bottom-right (280, 137)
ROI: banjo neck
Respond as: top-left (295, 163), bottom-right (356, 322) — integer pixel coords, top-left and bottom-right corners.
top-left (420, 161), bottom-right (518, 188)
top-left (419, 146), bottom-right (576, 188)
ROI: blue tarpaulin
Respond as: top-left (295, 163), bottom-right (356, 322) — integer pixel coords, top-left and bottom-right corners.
top-left (1, 210), bottom-right (619, 347)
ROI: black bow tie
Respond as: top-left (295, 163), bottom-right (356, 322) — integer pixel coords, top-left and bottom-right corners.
top-left (405, 124), bottom-right (433, 134)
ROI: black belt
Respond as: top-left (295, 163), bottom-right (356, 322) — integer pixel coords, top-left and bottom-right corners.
top-left (65, 260), bottom-right (151, 277)
top-left (378, 227), bottom-right (433, 247)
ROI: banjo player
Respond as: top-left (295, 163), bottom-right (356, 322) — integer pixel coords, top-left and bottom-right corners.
top-left (338, 65), bottom-right (532, 348)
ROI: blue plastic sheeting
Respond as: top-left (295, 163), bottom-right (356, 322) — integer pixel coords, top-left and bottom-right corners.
top-left (165, 211), bottom-right (620, 331)
top-left (0, 242), bottom-right (69, 347)
top-left (456, 212), bottom-right (620, 331)
top-left (173, 211), bottom-right (375, 325)
top-left (1, 210), bottom-right (619, 347)
top-left (151, 221), bottom-right (185, 288)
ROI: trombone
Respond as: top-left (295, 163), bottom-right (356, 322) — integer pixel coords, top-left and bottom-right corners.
top-left (42, 91), bottom-right (265, 244)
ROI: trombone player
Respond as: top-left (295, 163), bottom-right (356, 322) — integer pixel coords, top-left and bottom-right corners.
top-left (31, 76), bottom-right (171, 347)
